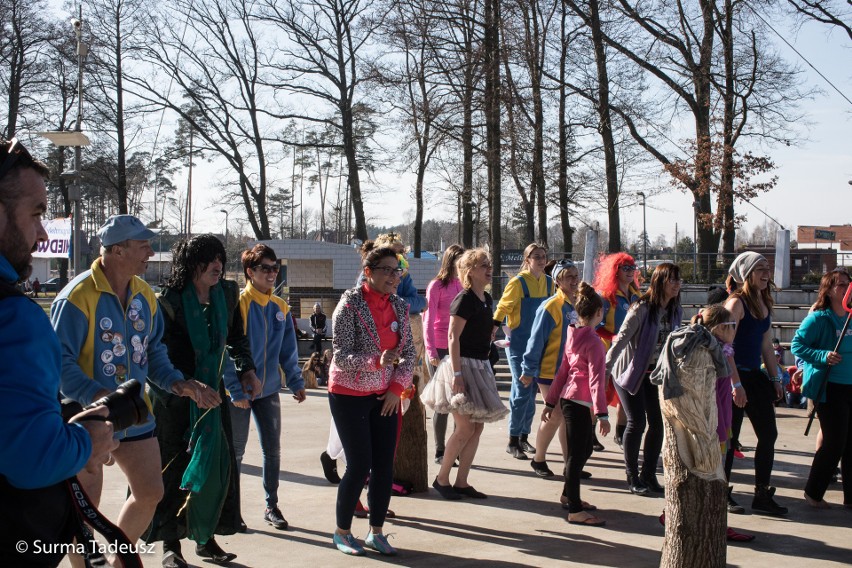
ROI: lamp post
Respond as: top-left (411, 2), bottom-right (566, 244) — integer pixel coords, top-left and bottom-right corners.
top-left (220, 209), bottom-right (229, 277)
top-left (692, 201), bottom-right (699, 276)
top-left (637, 191), bottom-right (647, 276)
top-left (39, 8), bottom-right (89, 277)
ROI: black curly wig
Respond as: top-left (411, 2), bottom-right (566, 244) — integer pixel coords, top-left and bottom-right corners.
top-left (166, 234), bottom-right (226, 292)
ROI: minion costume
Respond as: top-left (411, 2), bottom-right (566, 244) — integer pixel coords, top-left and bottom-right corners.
top-left (494, 269), bottom-right (553, 457)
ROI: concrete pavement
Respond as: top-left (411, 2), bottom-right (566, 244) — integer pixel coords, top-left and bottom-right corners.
top-left (66, 389), bottom-right (852, 568)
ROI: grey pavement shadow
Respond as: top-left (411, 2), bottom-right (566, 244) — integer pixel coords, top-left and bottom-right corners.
top-left (388, 515), bottom-right (661, 567)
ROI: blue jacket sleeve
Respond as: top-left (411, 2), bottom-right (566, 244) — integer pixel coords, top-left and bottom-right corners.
top-left (223, 357), bottom-right (242, 400)
top-left (3, 299), bottom-right (91, 488)
top-left (51, 297), bottom-right (104, 405)
top-left (279, 315), bottom-right (305, 392)
top-left (791, 312), bottom-right (831, 366)
top-left (396, 274), bottom-right (427, 314)
top-left (145, 306), bottom-right (185, 391)
top-left (521, 306), bottom-right (555, 377)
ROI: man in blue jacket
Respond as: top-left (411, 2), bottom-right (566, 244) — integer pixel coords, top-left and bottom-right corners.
top-left (0, 138), bottom-right (117, 567)
top-left (51, 214), bottom-right (224, 557)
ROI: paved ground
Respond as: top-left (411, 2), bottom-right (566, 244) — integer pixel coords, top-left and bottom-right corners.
top-left (65, 389), bottom-right (851, 568)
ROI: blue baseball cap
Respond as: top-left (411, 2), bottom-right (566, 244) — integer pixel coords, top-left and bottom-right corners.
top-left (97, 215), bottom-right (157, 246)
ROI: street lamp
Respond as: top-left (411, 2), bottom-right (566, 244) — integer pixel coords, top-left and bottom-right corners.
top-left (692, 201), bottom-right (699, 276)
top-left (637, 191), bottom-right (647, 276)
top-left (38, 7), bottom-right (89, 277)
top-left (220, 209), bottom-right (229, 277)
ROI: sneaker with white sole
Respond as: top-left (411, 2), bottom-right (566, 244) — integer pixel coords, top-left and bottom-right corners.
top-left (364, 532), bottom-right (397, 556)
top-left (333, 532), bottom-right (365, 556)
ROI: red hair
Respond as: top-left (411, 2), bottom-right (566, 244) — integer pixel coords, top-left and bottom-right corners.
top-left (593, 252), bottom-right (636, 304)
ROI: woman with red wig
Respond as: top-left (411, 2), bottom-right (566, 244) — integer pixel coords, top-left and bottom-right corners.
top-left (593, 253), bottom-right (641, 449)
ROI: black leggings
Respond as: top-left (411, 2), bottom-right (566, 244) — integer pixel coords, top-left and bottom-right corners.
top-left (433, 348), bottom-right (450, 454)
top-left (328, 393), bottom-right (398, 530)
top-left (614, 374), bottom-right (663, 479)
top-left (724, 368), bottom-right (778, 487)
top-left (561, 399), bottom-right (594, 513)
top-left (806, 382), bottom-right (852, 503)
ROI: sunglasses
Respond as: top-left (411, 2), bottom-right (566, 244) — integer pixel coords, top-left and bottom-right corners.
top-left (0, 138), bottom-right (34, 182)
top-left (371, 265), bottom-right (404, 276)
top-left (253, 264), bottom-right (280, 274)
top-left (620, 265), bottom-right (637, 272)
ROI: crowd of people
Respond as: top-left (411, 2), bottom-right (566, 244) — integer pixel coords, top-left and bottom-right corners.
top-left (2, 137), bottom-right (850, 567)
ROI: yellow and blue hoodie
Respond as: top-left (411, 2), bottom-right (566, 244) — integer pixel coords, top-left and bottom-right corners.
top-left (223, 281), bottom-right (304, 401)
top-left (597, 286), bottom-right (641, 349)
top-left (50, 259), bottom-right (184, 440)
top-left (520, 288), bottom-right (577, 383)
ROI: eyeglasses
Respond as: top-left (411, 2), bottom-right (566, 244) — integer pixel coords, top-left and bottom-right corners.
top-left (0, 138), bottom-right (34, 182)
top-left (371, 265), bottom-right (404, 276)
top-left (253, 264), bottom-right (280, 274)
top-left (620, 265), bottom-right (637, 272)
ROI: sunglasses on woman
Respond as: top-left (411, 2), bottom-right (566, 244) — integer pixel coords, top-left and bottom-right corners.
top-left (620, 265), bottom-right (637, 272)
top-left (253, 263), bottom-right (280, 274)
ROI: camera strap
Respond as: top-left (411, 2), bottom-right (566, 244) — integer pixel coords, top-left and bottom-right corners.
top-left (67, 476), bottom-right (143, 568)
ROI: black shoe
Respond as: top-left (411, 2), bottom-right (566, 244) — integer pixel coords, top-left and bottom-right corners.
top-left (320, 451), bottom-right (341, 484)
top-left (264, 506), bottom-right (288, 530)
top-left (435, 451), bottom-right (444, 464)
top-left (641, 474), bottom-right (664, 494)
top-left (162, 551), bottom-right (188, 568)
top-left (519, 436), bottom-right (536, 453)
top-left (237, 517), bottom-right (247, 533)
top-left (453, 485), bottom-right (487, 499)
top-left (752, 485), bottom-right (788, 516)
top-left (592, 441), bottom-right (605, 452)
top-left (506, 443), bottom-right (529, 460)
top-left (727, 486), bottom-right (745, 514)
top-left (581, 470), bottom-right (592, 479)
top-left (627, 475), bottom-right (651, 496)
top-left (196, 537), bottom-right (237, 565)
top-left (432, 478), bottom-right (462, 500)
top-left (530, 459), bottom-right (554, 477)
top-left (614, 435), bottom-right (623, 449)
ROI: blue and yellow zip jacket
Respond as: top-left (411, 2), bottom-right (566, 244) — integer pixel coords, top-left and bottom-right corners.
top-left (50, 259), bottom-right (184, 439)
top-left (1, 255), bottom-right (91, 489)
top-left (224, 281), bottom-right (304, 401)
top-left (493, 271), bottom-right (553, 331)
top-left (597, 286), bottom-right (641, 349)
top-left (521, 288), bottom-right (577, 380)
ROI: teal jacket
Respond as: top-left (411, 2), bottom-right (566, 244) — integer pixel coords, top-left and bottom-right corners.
top-left (791, 308), bottom-right (852, 402)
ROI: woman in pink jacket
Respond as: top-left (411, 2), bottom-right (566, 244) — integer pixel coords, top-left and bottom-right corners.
top-left (541, 282), bottom-right (611, 527)
top-left (424, 245), bottom-right (465, 464)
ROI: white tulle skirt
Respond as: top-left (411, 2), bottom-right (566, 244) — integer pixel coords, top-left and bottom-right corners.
top-left (420, 356), bottom-right (509, 423)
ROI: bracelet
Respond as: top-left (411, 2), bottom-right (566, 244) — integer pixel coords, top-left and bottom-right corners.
top-left (453, 371), bottom-right (462, 377)
top-left (732, 382), bottom-right (742, 389)
top-left (598, 415), bottom-right (609, 421)
top-left (770, 378), bottom-right (782, 383)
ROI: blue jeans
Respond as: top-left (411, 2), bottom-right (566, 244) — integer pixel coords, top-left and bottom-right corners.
top-left (229, 393), bottom-right (282, 508)
top-left (507, 347), bottom-right (538, 437)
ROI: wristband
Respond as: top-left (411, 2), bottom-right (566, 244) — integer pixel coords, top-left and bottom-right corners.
top-left (732, 382), bottom-right (742, 389)
top-left (453, 371), bottom-right (462, 377)
top-left (770, 377), bottom-right (782, 383)
top-left (598, 415), bottom-right (609, 421)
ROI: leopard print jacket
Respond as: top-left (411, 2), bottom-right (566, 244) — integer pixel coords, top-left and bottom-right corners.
top-left (328, 286), bottom-right (415, 395)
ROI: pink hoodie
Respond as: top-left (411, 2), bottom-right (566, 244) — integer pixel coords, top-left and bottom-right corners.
top-left (423, 278), bottom-right (463, 359)
top-left (545, 324), bottom-right (609, 416)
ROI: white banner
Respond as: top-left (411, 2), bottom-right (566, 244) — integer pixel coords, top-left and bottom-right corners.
top-left (33, 218), bottom-right (72, 258)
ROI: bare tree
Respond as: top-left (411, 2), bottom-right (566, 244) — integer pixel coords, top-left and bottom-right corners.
top-left (260, 0), bottom-right (389, 242)
top-left (786, 0), bottom-right (852, 39)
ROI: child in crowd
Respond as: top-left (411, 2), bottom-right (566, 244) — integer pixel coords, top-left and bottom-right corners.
top-left (541, 282), bottom-right (610, 527)
top-left (689, 304), bottom-right (754, 542)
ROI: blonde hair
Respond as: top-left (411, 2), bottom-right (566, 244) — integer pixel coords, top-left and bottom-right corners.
top-left (457, 248), bottom-right (490, 290)
top-left (691, 303), bottom-right (732, 331)
top-left (374, 232), bottom-right (404, 251)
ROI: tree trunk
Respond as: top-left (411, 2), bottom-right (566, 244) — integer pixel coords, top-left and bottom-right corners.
top-left (661, 418), bottom-right (726, 568)
top-left (485, 0), bottom-right (502, 296)
top-left (587, 0), bottom-right (621, 252)
top-left (393, 314), bottom-right (428, 492)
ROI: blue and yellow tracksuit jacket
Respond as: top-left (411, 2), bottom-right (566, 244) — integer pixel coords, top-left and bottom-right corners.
top-left (520, 288), bottom-right (577, 381)
top-left (0, 255), bottom-right (91, 489)
top-left (223, 281), bottom-right (304, 401)
top-left (597, 286), bottom-right (640, 349)
top-left (50, 259), bottom-right (184, 440)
